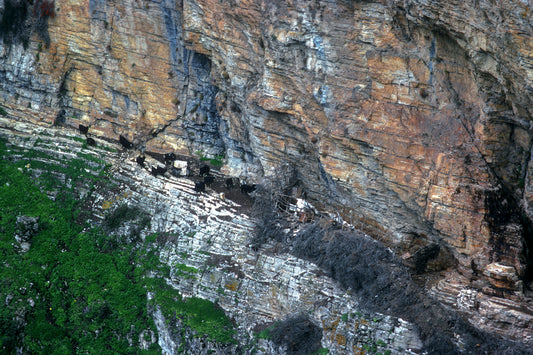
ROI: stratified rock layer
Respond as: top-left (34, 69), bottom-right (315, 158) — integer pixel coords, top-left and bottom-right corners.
top-left (1, 0), bottom-right (532, 345)
top-left (0, 117), bottom-right (424, 354)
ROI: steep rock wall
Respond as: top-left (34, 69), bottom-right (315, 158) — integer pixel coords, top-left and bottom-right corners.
top-left (1, 0), bottom-right (532, 344)
top-left (0, 118), bottom-right (425, 354)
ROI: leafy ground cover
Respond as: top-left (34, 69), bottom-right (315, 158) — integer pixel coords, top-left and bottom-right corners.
top-left (0, 137), bottom-right (235, 353)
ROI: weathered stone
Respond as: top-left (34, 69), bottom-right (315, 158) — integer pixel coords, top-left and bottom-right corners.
top-left (0, 121), bottom-right (427, 354)
top-left (1, 0), bottom-right (533, 348)
top-left (14, 215), bottom-right (39, 252)
top-left (484, 263), bottom-right (521, 291)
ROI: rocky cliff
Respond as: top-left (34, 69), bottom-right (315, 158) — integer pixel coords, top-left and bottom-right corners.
top-left (1, 0), bottom-right (532, 350)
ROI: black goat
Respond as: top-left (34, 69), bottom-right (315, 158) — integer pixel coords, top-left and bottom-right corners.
top-left (79, 124), bottom-right (89, 135)
top-left (204, 175), bottom-right (215, 186)
top-left (199, 165), bottom-right (210, 176)
top-left (119, 135), bottom-right (133, 149)
top-left (164, 152), bottom-right (176, 164)
top-left (136, 155), bottom-right (145, 168)
top-left (194, 181), bottom-right (205, 192)
top-left (86, 137), bottom-right (96, 146)
top-left (151, 165), bottom-right (167, 177)
top-left (240, 184), bottom-right (256, 194)
top-left (225, 178), bottom-right (234, 189)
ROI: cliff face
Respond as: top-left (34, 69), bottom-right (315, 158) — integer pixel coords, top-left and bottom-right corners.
top-left (1, 0), bottom-right (532, 344)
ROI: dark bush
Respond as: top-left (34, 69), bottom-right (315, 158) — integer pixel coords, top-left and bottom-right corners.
top-left (409, 243), bottom-right (441, 274)
top-left (290, 221), bottom-right (531, 354)
top-left (250, 164), bottom-right (301, 250)
top-left (250, 184), bottom-right (288, 250)
top-left (33, 0), bottom-right (54, 46)
top-left (269, 314), bottom-right (322, 355)
top-left (1, 0), bottom-right (55, 47)
top-left (0, 0), bottom-right (29, 46)
top-left (103, 204), bottom-right (150, 236)
top-left (53, 109), bottom-right (66, 126)
top-left (291, 223), bottom-right (416, 313)
top-left (250, 169), bottom-right (530, 354)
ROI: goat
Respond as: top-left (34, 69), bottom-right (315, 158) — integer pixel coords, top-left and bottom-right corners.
top-left (119, 135), bottom-right (133, 149)
top-left (225, 178), bottom-right (234, 189)
top-left (151, 165), bottom-right (167, 177)
top-left (164, 152), bottom-right (177, 164)
top-left (204, 175), bottom-right (215, 186)
top-left (86, 137), bottom-right (96, 146)
top-left (136, 155), bottom-right (145, 168)
top-left (79, 124), bottom-right (89, 135)
top-left (240, 184), bottom-right (256, 194)
top-left (194, 181), bottom-right (205, 192)
top-left (199, 165), bottom-right (210, 176)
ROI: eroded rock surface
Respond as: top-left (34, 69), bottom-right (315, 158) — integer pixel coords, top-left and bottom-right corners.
top-left (0, 118), bottom-right (425, 354)
top-left (1, 0), bottom-right (533, 346)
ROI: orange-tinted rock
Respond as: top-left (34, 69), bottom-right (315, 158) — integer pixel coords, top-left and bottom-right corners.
top-left (484, 263), bottom-right (521, 290)
top-left (1, 0), bottom-right (532, 344)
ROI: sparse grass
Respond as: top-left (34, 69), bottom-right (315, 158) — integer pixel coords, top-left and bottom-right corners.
top-left (173, 263), bottom-right (199, 279)
top-left (196, 150), bottom-right (225, 167)
top-left (199, 154), bottom-right (225, 167)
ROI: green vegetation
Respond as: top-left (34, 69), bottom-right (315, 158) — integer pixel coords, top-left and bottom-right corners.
top-left (0, 138), bottom-right (159, 353)
top-left (149, 278), bottom-right (236, 344)
top-left (376, 339), bottom-right (387, 347)
top-left (103, 109), bottom-right (118, 118)
top-left (0, 106), bottom-right (7, 116)
top-left (196, 150), bottom-right (225, 167)
top-left (361, 339), bottom-right (390, 354)
top-left (0, 136), bottom-right (236, 353)
top-left (173, 263), bottom-right (199, 280)
top-left (104, 204), bottom-right (149, 230)
top-left (256, 324), bottom-right (275, 340)
top-left (202, 154), bottom-right (225, 167)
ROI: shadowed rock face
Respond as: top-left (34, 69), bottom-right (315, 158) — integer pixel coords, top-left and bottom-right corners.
top-left (1, 0), bottom-right (532, 344)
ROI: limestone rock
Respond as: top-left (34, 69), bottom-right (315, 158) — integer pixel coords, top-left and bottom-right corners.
top-left (484, 262), bottom-right (521, 291)
top-left (1, 0), bottom-right (533, 347)
top-left (14, 215), bottom-right (39, 252)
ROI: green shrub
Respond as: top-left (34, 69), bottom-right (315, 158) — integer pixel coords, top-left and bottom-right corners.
top-left (173, 263), bottom-right (199, 279)
top-left (148, 278), bottom-right (236, 344)
top-left (104, 204), bottom-right (146, 230)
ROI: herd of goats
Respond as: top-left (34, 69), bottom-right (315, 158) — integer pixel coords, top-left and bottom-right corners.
top-left (78, 124), bottom-right (257, 195)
